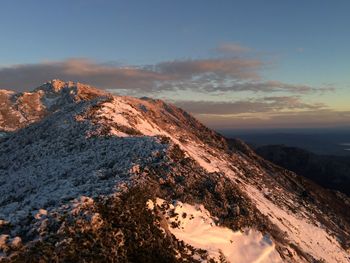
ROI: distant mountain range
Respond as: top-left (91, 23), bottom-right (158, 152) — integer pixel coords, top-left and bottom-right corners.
top-left (1, 80), bottom-right (349, 262)
top-left (222, 130), bottom-right (350, 156)
top-left (252, 144), bottom-right (350, 196)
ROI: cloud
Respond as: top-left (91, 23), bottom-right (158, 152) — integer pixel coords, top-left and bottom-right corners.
top-left (172, 96), bottom-right (349, 129)
top-left (0, 57), bottom-right (331, 96)
top-left (163, 79), bottom-right (333, 94)
top-left (155, 58), bottom-right (262, 79)
top-left (173, 96), bottom-right (326, 115)
top-left (202, 80), bottom-right (333, 93)
top-left (0, 57), bottom-right (263, 92)
top-left (0, 59), bottom-right (170, 92)
top-left (199, 110), bottom-right (350, 129)
top-left (215, 43), bottom-right (252, 54)
top-left (261, 96), bottom-right (326, 110)
top-left (0, 56), bottom-right (343, 129)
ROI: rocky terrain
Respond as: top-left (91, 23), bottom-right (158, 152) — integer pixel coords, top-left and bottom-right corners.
top-left (0, 80), bottom-right (349, 262)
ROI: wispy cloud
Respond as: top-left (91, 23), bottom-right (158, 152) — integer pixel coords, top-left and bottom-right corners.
top-left (164, 79), bottom-right (333, 94)
top-left (0, 59), bottom-right (170, 92)
top-left (199, 109), bottom-right (350, 129)
top-left (155, 58), bottom-right (262, 79)
top-left (0, 57), bottom-right (262, 92)
top-left (0, 57), bottom-right (330, 96)
top-left (173, 96), bottom-right (326, 115)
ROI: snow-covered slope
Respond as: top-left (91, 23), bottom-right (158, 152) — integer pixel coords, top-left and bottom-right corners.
top-left (148, 198), bottom-right (282, 263)
top-left (0, 80), bottom-right (349, 262)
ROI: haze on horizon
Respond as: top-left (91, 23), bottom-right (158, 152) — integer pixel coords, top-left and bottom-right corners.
top-left (1, 0), bottom-right (349, 130)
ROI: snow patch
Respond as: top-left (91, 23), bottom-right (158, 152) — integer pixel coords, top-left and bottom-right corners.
top-left (153, 198), bottom-right (282, 263)
top-left (96, 97), bottom-right (220, 172)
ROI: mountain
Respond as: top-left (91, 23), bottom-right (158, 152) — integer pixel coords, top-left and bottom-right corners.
top-left (0, 80), bottom-right (349, 262)
top-left (0, 80), bottom-right (106, 132)
top-left (253, 144), bottom-right (350, 196)
top-left (223, 131), bottom-right (350, 156)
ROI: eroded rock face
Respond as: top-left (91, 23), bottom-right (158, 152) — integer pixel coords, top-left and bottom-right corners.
top-left (1, 80), bottom-right (349, 262)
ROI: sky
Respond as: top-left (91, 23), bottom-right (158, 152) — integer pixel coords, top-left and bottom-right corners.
top-left (0, 0), bottom-right (349, 130)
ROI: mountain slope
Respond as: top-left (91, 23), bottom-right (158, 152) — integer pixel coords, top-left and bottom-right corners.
top-left (0, 80), bottom-right (349, 262)
top-left (254, 144), bottom-right (350, 196)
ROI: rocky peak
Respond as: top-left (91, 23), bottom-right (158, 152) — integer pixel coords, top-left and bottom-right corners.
top-left (39, 79), bottom-right (70, 92)
top-left (34, 79), bottom-right (109, 99)
top-left (0, 80), bottom-right (110, 132)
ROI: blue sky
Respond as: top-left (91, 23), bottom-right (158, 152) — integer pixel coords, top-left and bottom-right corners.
top-left (0, 0), bottom-right (349, 129)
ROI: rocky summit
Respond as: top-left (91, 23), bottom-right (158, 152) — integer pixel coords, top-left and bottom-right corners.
top-left (0, 80), bottom-right (349, 262)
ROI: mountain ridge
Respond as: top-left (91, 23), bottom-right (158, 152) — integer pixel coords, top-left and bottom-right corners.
top-left (1, 80), bottom-right (349, 262)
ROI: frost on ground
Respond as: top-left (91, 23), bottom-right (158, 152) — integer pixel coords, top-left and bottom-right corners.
top-left (149, 198), bottom-right (282, 263)
top-left (0, 97), bottom-right (167, 226)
